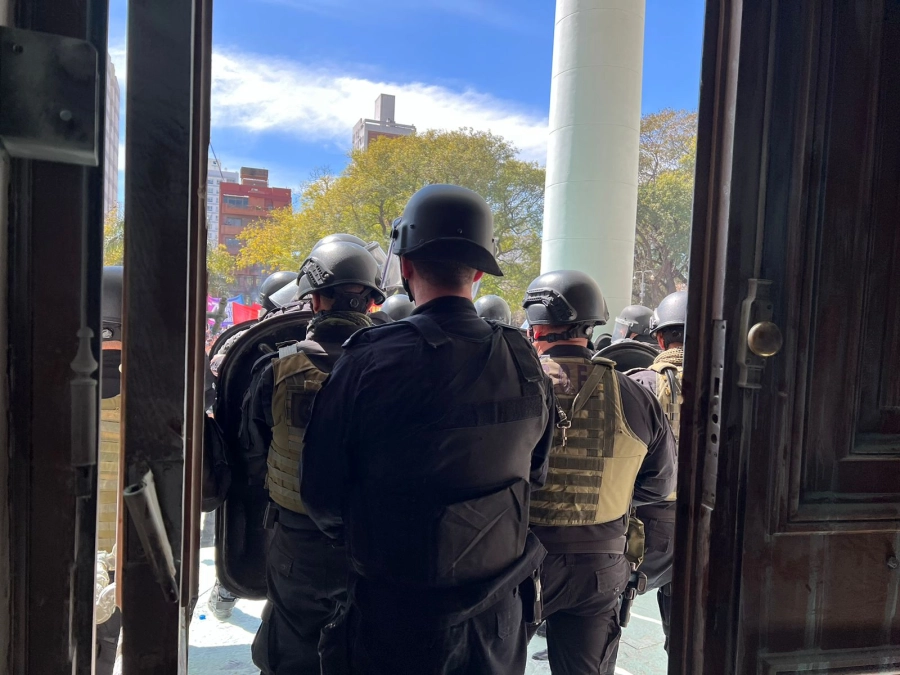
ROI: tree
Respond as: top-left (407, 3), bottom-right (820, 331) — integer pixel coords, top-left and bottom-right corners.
top-left (633, 109), bottom-right (697, 306)
top-left (207, 244), bottom-right (238, 298)
top-left (104, 207), bottom-right (124, 266)
top-left (237, 129), bottom-right (546, 320)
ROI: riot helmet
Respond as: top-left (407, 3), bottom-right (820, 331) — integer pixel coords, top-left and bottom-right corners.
top-left (258, 271), bottom-right (298, 313)
top-left (380, 293), bottom-right (415, 321)
top-left (296, 241), bottom-right (386, 311)
top-left (312, 233), bottom-right (367, 250)
top-left (650, 291), bottom-right (688, 335)
top-left (102, 266), bottom-right (124, 341)
top-left (384, 185), bottom-right (503, 280)
top-left (475, 294), bottom-right (512, 324)
top-left (522, 270), bottom-right (609, 341)
top-left (612, 304), bottom-right (654, 341)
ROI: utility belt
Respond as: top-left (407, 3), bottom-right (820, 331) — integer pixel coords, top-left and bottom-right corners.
top-left (263, 501), bottom-right (321, 531)
top-left (353, 531), bottom-right (547, 630)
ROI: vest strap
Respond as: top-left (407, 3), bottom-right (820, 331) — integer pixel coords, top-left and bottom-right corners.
top-left (402, 314), bottom-right (451, 348)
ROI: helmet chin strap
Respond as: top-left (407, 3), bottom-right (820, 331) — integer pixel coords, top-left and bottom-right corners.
top-left (401, 276), bottom-right (415, 303)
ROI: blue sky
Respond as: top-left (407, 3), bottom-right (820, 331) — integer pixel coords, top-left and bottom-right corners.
top-left (109, 0), bottom-right (705, 204)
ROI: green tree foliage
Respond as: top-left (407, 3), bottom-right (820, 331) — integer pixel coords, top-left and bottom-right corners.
top-left (207, 244), bottom-right (238, 298)
top-left (103, 207), bottom-right (125, 266)
top-left (238, 129), bottom-right (546, 319)
top-left (633, 109), bottom-right (697, 306)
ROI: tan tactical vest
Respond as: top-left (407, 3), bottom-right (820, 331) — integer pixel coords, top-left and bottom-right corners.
top-left (266, 349), bottom-right (329, 514)
top-left (530, 356), bottom-right (648, 527)
top-left (648, 361), bottom-right (683, 443)
top-left (98, 396), bottom-right (121, 554)
top-left (649, 359), bottom-right (682, 502)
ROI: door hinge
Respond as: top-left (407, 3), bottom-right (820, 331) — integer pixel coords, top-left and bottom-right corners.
top-left (737, 279), bottom-right (775, 389)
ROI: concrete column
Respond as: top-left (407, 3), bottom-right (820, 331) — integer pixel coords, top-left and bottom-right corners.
top-left (541, 0), bottom-right (646, 327)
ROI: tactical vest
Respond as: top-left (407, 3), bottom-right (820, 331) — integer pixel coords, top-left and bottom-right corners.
top-left (530, 355), bottom-right (648, 527)
top-left (98, 396), bottom-right (122, 554)
top-left (648, 361), bottom-right (683, 444)
top-left (266, 346), bottom-right (329, 514)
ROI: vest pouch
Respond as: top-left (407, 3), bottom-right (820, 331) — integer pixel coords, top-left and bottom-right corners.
top-left (430, 479), bottom-right (529, 586)
top-left (624, 512), bottom-right (645, 569)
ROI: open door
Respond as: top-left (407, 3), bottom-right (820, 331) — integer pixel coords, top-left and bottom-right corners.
top-left (673, 0), bottom-right (900, 673)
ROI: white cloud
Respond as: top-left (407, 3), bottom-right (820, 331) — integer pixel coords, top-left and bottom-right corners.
top-left (210, 47), bottom-right (549, 162)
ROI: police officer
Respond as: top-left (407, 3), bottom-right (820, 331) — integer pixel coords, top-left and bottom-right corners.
top-left (611, 304), bottom-right (657, 346)
top-left (258, 271), bottom-right (299, 317)
top-left (475, 293), bottom-right (512, 324)
top-left (624, 289), bottom-right (686, 651)
top-left (301, 184), bottom-right (555, 675)
top-left (522, 270), bottom-right (676, 675)
top-left (240, 241), bottom-right (386, 674)
top-left (379, 292), bottom-right (415, 320)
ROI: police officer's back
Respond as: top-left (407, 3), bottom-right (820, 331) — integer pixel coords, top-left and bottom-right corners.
top-left (240, 240), bottom-right (385, 675)
top-left (301, 185), bottom-right (555, 675)
top-left (624, 290), bottom-right (687, 652)
top-left (521, 270), bottom-right (676, 675)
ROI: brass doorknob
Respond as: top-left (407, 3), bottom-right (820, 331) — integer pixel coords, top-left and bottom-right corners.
top-left (748, 321), bottom-right (783, 357)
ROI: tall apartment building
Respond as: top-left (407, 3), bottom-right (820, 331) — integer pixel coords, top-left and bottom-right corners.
top-left (103, 56), bottom-right (120, 215)
top-left (352, 94), bottom-right (416, 151)
top-left (206, 158), bottom-right (239, 246)
top-left (219, 167), bottom-right (292, 299)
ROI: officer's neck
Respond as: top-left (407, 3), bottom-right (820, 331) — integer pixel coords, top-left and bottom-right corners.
top-left (410, 284), bottom-right (474, 307)
top-left (534, 337), bottom-right (589, 355)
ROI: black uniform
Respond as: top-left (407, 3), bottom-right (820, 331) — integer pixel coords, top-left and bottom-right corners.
top-left (627, 367), bottom-right (677, 649)
top-left (241, 317), bottom-right (362, 675)
top-left (301, 296), bottom-right (555, 675)
top-left (529, 345), bottom-right (676, 675)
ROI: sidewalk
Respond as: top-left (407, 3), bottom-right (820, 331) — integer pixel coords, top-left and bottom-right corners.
top-left (189, 516), bottom-right (667, 675)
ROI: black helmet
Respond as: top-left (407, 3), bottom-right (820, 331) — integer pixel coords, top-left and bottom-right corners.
top-left (380, 293), bottom-right (415, 320)
top-left (612, 304), bottom-right (654, 341)
top-left (389, 184), bottom-right (502, 276)
top-left (650, 290), bottom-right (688, 334)
top-left (474, 294), bottom-right (512, 324)
top-left (313, 233), bottom-right (366, 250)
top-left (522, 270), bottom-right (609, 340)
top-left (258, 271), bottom-right (298, 312)
top-left (296, 241), bottom-right (386, 310)
top-left (102, 266), bottom-right (124, 341)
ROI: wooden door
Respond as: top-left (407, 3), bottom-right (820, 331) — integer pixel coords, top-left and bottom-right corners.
top-left (673, 0), bottom-right (900, 673)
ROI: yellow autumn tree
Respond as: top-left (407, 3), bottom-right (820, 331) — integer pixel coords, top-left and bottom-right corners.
top-left (103, 207), bottom-right (125, 266)
top-left (238, 129), bottom-right (546, 318)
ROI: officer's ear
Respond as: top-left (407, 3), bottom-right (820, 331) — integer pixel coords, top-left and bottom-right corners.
top-left (656, 334), bottom-right (666, 350)
top-left (399, 256), bottom-right (415, 280)
top-left (473, 270), bottom-right (484, 283)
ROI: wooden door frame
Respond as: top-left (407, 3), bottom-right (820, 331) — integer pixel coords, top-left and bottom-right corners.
top-left (119, 0), bottom-right (212, 670)
top-left (669, 0), bottom-right (755, 671)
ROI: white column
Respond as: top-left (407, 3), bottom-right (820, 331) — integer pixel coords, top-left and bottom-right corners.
top-left (541, 0), bottom-right (646, 327)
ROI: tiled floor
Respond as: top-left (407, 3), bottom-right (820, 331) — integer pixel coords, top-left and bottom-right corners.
top-left (189, 515), bottom-right (668, 675)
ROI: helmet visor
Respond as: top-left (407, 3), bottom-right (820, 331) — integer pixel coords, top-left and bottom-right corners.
top-left (612, 318), bottom-right (632, 341)
top-left (380, 220), bottom-right (404, 293)
top-left (269, 281), bottom-right (300, 308)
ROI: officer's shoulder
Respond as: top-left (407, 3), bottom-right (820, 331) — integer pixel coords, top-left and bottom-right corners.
top-left (342, 320), bottom-right (416, 349)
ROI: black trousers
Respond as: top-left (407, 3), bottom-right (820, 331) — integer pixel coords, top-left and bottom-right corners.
top-left (639, 517), bottom-right (675, 649)
top-left (252, 521), bottom-right (349, 675)
top-left (321, 586), bottom-right (527, 675)
top-left (526, 553), bottom-right (630, 675)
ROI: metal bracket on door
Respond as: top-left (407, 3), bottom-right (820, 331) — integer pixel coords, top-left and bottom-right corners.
top-left (0, 26), bottom-right (99, 165)
top-left (737, 279), bottom-right (779, 389)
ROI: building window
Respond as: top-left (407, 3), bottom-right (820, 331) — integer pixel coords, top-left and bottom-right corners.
top-left (225, 237), bottom-right (241, 249)
top-left (223, 195), bottom-right (249, 208)
top-left (265, 199), bottom-right (274, 209)
top-left (224, 217), bottom-right (242, 227)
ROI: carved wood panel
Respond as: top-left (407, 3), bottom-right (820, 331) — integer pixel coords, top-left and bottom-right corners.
top-left (764, 0), bottom-right (900, 530)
